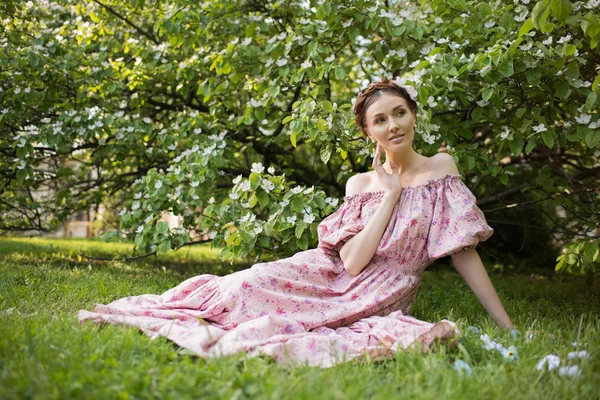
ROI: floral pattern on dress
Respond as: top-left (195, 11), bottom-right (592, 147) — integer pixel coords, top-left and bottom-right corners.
top-left (78, 173), bottom-right (494, 368)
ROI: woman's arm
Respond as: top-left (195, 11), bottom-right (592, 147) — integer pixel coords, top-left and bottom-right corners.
top-left (339, 191), bottom-right (400, 277)
top-left (451, 249), bottom-right (515, 330)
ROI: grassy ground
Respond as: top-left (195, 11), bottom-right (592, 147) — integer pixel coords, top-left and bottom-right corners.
top-left (0, 237), bottom-right (598, 399)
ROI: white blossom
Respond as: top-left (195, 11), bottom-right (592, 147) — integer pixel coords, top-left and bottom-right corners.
top-left (575, 114), bottom-right (591, 125)
top-left (567, 350), bottom-right (589, 360)
top-left (558, 365), bottom-right (582, 378)
top-left (268, 166), bottom-right (275, 174)
top-left (233, 174), bottom-right (242, 184)
top-left (500, 126), bottom-right (511, 140)
top-left (131, 201), bottom-right (140, 211)
top-left (536, 354), bottom-right (560, 371)
top-left (240, 180), bottom-right (251, 192)
top-left (303, 213), bottom-right (315, 223)
top-left (208, 196), bottom-right (215, 204)
top-left (251, 162), bottom-right (265, 173)
top-left (558, 34), bottom-right (572, 44)
top-left (326, 197), bottom-right (339, 207)
top-left (155, 180), bottom-right (163, 189)
top-left (190, 181), bottom-right (199, 188)
top-left (261, 180), bottom-right (275, 193)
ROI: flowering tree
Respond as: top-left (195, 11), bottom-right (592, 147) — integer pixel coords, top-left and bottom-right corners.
top-left (1, 0), bottom-right (599, 273)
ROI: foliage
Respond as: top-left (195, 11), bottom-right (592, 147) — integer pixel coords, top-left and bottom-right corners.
top-left (0, 0), bottom-right (599, 272)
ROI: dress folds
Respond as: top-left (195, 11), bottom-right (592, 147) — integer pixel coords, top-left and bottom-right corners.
top-left (78, 173), bottom-right (495, 368)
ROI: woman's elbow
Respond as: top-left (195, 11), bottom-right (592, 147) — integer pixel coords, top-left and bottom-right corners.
top-left (342, 259), bottom-right (361, 277)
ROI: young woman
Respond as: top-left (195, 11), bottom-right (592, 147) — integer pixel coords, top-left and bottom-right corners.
top-left (79, 77), bottom-right (514, 369)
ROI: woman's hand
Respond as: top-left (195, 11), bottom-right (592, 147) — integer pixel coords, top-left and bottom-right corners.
top-left (372, 142), bottom-right (402, 195)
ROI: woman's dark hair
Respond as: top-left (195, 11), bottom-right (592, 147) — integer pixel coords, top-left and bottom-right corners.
top-left (353, 76), bottom-right (418, 138)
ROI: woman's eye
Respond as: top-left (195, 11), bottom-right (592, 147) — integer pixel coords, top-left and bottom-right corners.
top-left (375, 111), bottom-right (404, 124)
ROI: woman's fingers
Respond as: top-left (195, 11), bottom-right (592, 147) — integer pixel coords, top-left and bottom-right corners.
top-left (372, 143), bottom-right (380, 169)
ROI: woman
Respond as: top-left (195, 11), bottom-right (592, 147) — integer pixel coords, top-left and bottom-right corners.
top-left (79, 76), bottom-right (514, 368)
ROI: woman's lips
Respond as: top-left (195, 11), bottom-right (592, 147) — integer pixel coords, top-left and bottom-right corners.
top-left (389, 135), bottom-right (405, 143)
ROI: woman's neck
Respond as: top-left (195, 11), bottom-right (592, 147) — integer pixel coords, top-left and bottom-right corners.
top-left (383, 148), bottom-right (425, 175)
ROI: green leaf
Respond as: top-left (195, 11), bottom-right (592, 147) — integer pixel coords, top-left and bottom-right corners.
top-left (585, 129), bottom-right (600, 148)
top-left (297, 235), bottom-right (309, 250)
top-left (564, 61), bottom-right (579, 79)
top-left (518, 18), bottom-right (535, 37)
top-left (525, 136), bottom-right (537, 155)
top-left (555, 254), bottom-right (566, 271)
top-left (551, 0), bottom-right (573, 22)
top-left (498, 61), bottom-right (514, 77)
top-left (562, 44), bottom-right (577, 57)
top-left (257, 190), bottom-right (270, 210)
top-left (541, 130), bottom-right (554, 149)
top-left (16, 169), bottom-right (26, 183)
top-left (526, 69), bottom-right (542, 85)
top-left (583, 242), bottom-right (598, 262)
top-left (248, 192), bottom-right (257, 208)
top-left (290, 132), bottom-right (297, 148)
top-left (249, 172), bottom-right (260, 190)
top-left (157, 221), bottom-right (168, 234)
top-left (320, 144), bottom-right (332, 164)
top-left (510, 136), bottom-right (525, 156)
top-left (157, 239), bottom-right (171, 254)
top-left (585, 92), bottom-right (597, 110)
top-left (482, 87), bottom-right (494, 101)
top-left (592, 71), bottom-right (600, 91)
top-left (555, 80), bottom-right (570, 99)
top-left (295, 222), bottom-right (305, 239)
top-left (225, 231), bottom-right (239, 247)
top-left (532, 0), bottom-right (551, 31)
top-left (260, 235), bottom-right (270, 247)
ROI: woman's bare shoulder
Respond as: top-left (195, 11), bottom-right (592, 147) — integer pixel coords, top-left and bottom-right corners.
top-left (345, 172), bottom-right (372, 197)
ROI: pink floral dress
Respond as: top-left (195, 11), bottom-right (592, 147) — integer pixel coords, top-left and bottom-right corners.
top-left (78, 173), bottom-right (494, 368)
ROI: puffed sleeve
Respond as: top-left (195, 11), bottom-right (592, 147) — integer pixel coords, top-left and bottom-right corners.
top-left (427, 176), bottom-right (494, 260)
top-left (317, 199), bottom-right (365, 256)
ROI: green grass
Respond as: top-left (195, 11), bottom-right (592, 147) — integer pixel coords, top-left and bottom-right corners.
top-left (0, 237), bottom-right (598, 399)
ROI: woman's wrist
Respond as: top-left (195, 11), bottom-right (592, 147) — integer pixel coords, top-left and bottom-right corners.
top-left (383, 189), bottom-right (402, 201)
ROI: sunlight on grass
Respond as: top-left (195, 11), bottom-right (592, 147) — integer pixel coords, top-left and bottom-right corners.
top-left (0, 237), bottom-right (598, 399)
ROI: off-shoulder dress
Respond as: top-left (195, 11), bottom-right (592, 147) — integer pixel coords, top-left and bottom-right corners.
top-left (78, 173), bottom-right (494, 368)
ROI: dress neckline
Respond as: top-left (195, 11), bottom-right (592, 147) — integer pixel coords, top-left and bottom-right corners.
top-left (343, 173), bottom-right (463, 202)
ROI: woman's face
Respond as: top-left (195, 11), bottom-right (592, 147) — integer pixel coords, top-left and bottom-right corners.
top-left (363, 93), bottom-right (416, 150)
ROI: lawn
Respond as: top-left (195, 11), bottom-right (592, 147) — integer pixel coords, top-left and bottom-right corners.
top-left (0, 237), bottom-right (598, 399)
